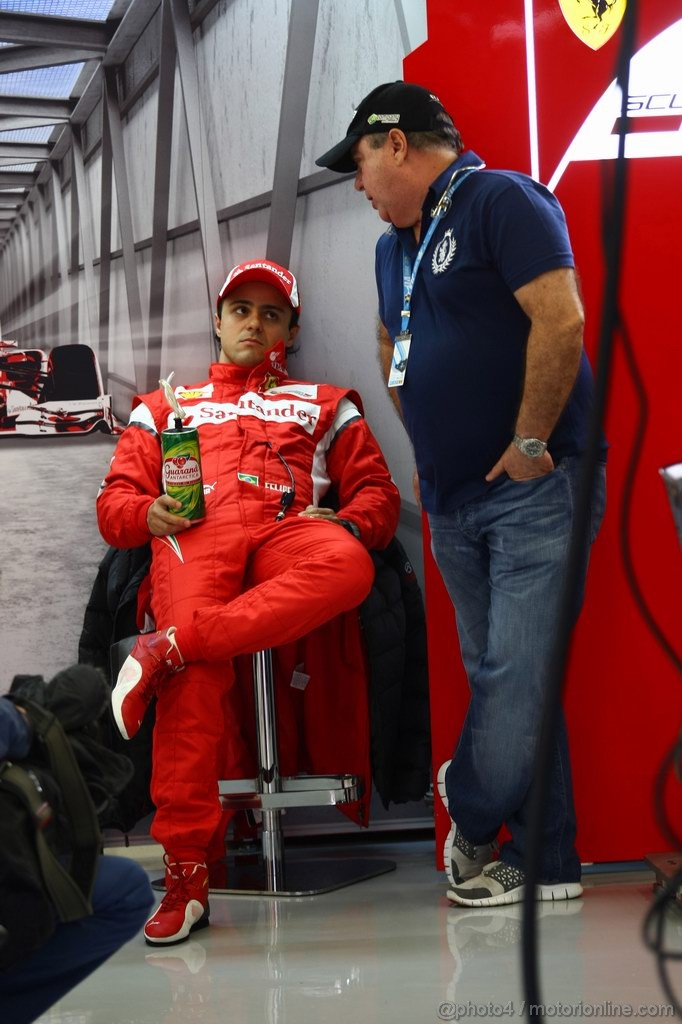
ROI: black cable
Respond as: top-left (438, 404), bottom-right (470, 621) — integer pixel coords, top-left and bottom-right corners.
top-left (616, 310), bottom-right (682, 675)
top-left (615, 304), bottom-right (682, 1009)
top-left (521, 3), bottom-right (638, 1017)
top-left (653, 737), bottom-right (682, 852)
top-left (646, 725), bottom-right (682, 1017)
top-left (642, 865), bottom-right (682, 1017)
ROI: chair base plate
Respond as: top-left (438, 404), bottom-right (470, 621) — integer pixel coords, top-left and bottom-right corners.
top-left (151, 854), bottom-right (396, 897)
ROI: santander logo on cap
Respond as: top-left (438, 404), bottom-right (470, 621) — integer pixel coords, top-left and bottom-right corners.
top-left (217, 259), bottom-right (301, 311)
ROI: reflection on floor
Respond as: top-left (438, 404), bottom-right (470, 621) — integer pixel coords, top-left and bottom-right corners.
top-left (34, 839), bottom-right (679, 1024)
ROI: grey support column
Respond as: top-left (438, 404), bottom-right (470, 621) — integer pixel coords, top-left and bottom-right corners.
top-left (266, 0), bottom-right (319, 269)
top-left (71, 125), bottom-right (98, 343)
top-left (47, 171), bottom-right (60, 339)
top-left (103, 65), bottom-right (146, 394)
top-left (50, 165), bottom-right (69, 347)
top-left (35, 186), bottom-right (49, 346)
top-left (99, 80), bottom-right (114, 385)
top-left (69, 153), bottom-right (80, 339)
top-left (13, 222), bottom-right (23, 323)
top-left (146, 0), bottom-right (177, 393)
top-left (169, 0), bottom-right (223, 341)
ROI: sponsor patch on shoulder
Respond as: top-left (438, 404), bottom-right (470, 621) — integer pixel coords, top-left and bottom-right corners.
top-left (266, 384), bottom-right (318, 399)
top-left (177, 384), bottom-right (213, 400)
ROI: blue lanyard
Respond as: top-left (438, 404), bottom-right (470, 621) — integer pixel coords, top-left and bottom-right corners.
top-left (400, 164), bottom-right (484, 334)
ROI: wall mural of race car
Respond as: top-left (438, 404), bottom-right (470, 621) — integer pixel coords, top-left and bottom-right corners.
top-left (0, 341), bottom-right (121, 437)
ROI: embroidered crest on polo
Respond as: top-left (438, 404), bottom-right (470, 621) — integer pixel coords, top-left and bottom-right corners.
top-left (432, 228), bottom-right (457, 275)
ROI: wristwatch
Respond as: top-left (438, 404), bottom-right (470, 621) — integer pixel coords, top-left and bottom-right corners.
top-left (512, 434), bottom-right (548, 458)
top-left (337, 518), bottom-right (361, 539)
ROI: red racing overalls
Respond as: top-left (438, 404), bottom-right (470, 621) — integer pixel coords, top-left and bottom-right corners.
top-left (97, 343), bottom-right (400, 858)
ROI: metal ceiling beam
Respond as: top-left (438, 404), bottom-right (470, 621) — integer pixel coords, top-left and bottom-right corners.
top-left (0, 44), bottom-right (96, 73)
top-left (32, 1), bottom-right (163, 186)
top-left (32, 0), bottom-right (213, 183)
top-left (0, 0), bottom-right (224, 269)
top-left (0, 115), bottom-right (68, 131)
top-left (69, 66), bottom-right (103, 127)
top-left (0, 144), bottom-right (50, 162)
top-left (0, 95), bottom-right (73, 118)
top-left (103, 0), bottom-right (161, 67)
top-left (0, 173), bottom-right (35, 188)
top-left (0, 13), bottom-right (112, 51)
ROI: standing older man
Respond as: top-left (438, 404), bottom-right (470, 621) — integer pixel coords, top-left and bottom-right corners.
top-left (317, 81), bottom-right (606, 908)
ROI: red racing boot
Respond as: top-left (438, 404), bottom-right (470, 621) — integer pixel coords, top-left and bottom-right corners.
top-left (112, 627), bottom-right (184, 740)
top-left (144, 857), bottom-right (210, 947)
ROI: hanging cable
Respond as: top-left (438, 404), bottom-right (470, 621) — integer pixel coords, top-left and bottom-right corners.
top-left (642, 864), bottom-right (682, 1017)
top-left (521, 3), bottom-right (638, 1017)
top-left (616, 309), bottom-right (682, 675)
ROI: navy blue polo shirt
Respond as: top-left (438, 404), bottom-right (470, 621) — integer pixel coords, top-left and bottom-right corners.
top-left (376, 150), bottom-right (601, 513)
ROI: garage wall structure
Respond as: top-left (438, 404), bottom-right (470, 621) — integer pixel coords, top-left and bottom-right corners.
top-left (0, 0), bottom-right (427, 667)
top-left (0, 0), bottom-right (427, 501)
top-left (0, 0), bottom-right (431, 836)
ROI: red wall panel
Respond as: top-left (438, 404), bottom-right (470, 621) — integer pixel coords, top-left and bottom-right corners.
top-left (405, 1), bottom-right (682, 865)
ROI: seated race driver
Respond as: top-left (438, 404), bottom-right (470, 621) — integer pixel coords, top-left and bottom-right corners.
top-left (97, 258), bottom-right (400, 947)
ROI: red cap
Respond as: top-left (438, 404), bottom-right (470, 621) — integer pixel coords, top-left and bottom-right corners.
top-left (216, 259), bottom-right (301, 314)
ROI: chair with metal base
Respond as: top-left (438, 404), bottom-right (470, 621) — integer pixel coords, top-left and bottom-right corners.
top-left (210, 648), bottom-right (396, 896)
top-left (110, 638), bottom-right (396, 897)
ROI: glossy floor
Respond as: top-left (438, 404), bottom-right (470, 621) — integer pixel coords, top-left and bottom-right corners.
top-left (35, 841), bottom-right (680, 1024)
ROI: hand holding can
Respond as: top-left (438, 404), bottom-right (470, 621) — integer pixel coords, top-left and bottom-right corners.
top-left (159, 373), bottom-right (206, 523)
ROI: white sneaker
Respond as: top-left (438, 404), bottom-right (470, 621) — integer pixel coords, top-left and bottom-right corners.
top-left (447, 860), bottom-right (583, 908)
top-left (437, 760), bottom-right (496, 886)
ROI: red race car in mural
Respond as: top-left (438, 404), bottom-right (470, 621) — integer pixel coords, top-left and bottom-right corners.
top-left (0, 340), bottom-right (119, 436)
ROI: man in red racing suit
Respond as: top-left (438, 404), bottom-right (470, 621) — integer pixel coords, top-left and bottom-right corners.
top-left (97, 259), bottom-right (400, 946)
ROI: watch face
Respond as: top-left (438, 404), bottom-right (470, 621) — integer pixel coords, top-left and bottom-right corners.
top-left (514, 435), bottom-right (546, 458)
top-left (525, 439), bottom-right (545, 457)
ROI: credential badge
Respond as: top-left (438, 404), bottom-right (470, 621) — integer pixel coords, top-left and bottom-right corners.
top-left (432, 228), bottom-right (457, 275)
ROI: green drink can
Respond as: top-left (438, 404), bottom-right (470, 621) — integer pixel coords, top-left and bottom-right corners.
top-left (161, 424), bottom-right (206, 522)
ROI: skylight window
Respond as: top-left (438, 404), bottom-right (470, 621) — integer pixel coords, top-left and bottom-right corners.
top-left (0, 65), bottom-right (84, 96)
top-left (0, 1), bottom-right (114, 19)
top-left (0, 127), bottom-right (54, 143)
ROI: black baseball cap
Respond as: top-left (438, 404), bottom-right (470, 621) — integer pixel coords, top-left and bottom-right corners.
top-left (315, 81), bottom-right (450, 174)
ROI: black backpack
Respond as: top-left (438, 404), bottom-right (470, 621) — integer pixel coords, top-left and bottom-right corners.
top-left (0, 667), bottom-right (133, 971)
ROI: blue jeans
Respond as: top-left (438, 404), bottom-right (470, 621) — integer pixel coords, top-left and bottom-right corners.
top-left (429, 456), bottom-right (606, 883)
top-left (0, 855), bottom-right (154, 1024)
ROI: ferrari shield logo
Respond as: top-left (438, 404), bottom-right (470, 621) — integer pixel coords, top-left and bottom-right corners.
top-left (558, 0), bottom-right (626, 51)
